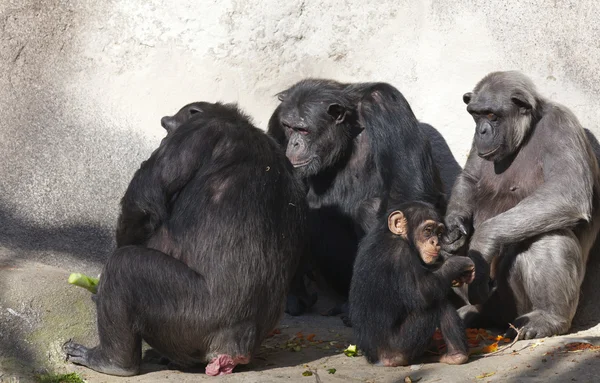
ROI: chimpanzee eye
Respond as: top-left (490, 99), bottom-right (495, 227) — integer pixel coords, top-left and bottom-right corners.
top-left (487, 113), bottom-right (498, 121)
top-left (424, 227), bottom-right (432, 236)
top-left (189, 107), bottom-right (201, 115)
top-left (294, 127), bottom-right (309, 135)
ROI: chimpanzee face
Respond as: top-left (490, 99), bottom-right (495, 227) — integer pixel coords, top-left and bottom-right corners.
top-left (161, 102), bottom-right (212, 134)
top-left (463, 72), bottom-right (536, 163)
top-left (387, 203), bottom-right (445, 265)
top-left (274, 83), bottom-right (355, 178)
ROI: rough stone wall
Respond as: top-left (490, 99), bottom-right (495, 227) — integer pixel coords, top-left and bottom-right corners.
top-left (0, 0), bottom-right (599, 274)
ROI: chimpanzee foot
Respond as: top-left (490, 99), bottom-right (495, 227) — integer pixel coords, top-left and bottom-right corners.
top-left (340, 313), bottom-right (352, 327)
top-left (63, 340), bottom-right (90, 366)
top-left (63, 340), bottom-right (138, 377)
top-left (322, 301), bottom-right (348, 317)
top-left (504, 311), bottom-right (569, 340)
top-left (375, 353), bottom-right (409, 367)
top-left (285, 292), bottom-right (318, 316)
top-left (205, 354), bottom-right (250, 376)
top-left (439, 352), bottom-right (468, 365)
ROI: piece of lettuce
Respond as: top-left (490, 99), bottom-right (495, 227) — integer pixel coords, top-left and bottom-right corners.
top-left (68, 273), bottom-right (99, 294)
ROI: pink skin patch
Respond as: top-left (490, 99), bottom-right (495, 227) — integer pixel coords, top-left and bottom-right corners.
top-left (205, 354), bottom-right (250, 376)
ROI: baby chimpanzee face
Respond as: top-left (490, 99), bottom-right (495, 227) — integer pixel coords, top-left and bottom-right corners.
top-left (387, 205), bottom-right (445, 265)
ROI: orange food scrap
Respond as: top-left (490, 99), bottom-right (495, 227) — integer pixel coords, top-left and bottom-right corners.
top-left (306, 334), bottom-right (316, 341)
top-left (564, 342), bottom-right (600, 352)
top-left (295, 332), bottom-right (304, 339)
top-left (466, 328), bottom-right (479, 337)
top-left (503, 337), bottom-right (511, 343)
top-left (481, 342), bottom-right (499, 353)
top-left (267, 328), bottom-right (281, 337)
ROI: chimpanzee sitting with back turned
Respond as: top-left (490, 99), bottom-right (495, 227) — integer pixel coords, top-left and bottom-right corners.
top-left (63, 102), bottom-right (308, 376)
top-left (349, 201), bottom-right (475, 367)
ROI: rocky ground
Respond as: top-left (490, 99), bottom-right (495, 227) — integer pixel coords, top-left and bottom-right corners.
top-left (2, 256), bottom-right (600, 383)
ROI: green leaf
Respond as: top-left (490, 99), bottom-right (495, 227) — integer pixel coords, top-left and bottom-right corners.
top-left (327, 368), bottom-right (336, 374)
top-left (302, 370), bottom-right (313, 377)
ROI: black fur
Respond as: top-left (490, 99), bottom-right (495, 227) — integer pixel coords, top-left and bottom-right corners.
top-left (64, 102), bottom-right (308, 376)
top-left (349, 202), bottom-right (472, 366)
top-left (268, 79), bottom-right (445, 315)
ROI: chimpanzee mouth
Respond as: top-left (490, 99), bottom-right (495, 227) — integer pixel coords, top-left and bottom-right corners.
top-left (292, 158), bottom-right (313, 168)
top-left (478, 146), bottom-right (500, 159)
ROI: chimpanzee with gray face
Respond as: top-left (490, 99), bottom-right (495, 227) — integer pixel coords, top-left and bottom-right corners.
top-left (268, 79), bottom-right (446, 317)
top-left (63, 102), bottom-right (308, 376)
top-left (444, 71), bottom-right (600, 340)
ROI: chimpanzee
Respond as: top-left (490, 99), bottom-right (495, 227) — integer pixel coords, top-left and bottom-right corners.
top-left (159, 102), bottom-right (209, 135)
top-left (268, 79), bottom-right (445, 316)
top-left (63, 102), bottom-right (308, 376)
top-left (444, 71), bottom-right (600, 340)
top-left (349, 201), bottom-right (475, 366)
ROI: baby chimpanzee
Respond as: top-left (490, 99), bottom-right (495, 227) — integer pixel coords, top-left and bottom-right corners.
top-left (349, 201), bottom-right (475, 367)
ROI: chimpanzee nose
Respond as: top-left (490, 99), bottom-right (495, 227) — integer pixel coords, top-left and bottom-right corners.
top-left (478, 124), bottom-right (490, 136)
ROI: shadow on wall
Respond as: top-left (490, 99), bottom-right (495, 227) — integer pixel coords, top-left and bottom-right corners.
top-left (419, 122), bottom-right (462, 195)
top-left (0, 200), bottom-right (114, 267)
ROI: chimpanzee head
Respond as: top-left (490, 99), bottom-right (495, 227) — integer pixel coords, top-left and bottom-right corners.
top-left (161, 102), bottom-right (213, 134)
top-left (387, 201), bottom-right (445, 265)
top-left (463, 71), bottom-right (539, 162)
top-left (270, 79), bottom-right (359, 177)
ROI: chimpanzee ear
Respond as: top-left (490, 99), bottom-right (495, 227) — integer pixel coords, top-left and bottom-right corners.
top-left (511, 93), bottom-right (533, 112)
top-left (462, 92), bottom-right (473, 105)
top-left (327, 103), bottom-right (346, 124)
top-left (276, 91), bottom-right (287, 102)
top-left (388, 210), bottom-right (408, 238)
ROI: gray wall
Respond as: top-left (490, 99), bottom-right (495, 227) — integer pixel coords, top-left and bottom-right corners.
top-left (1, 0), bottom-right (599, 270)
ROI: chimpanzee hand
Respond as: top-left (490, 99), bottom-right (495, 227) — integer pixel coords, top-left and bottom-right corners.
top-left (445, 254), bottom-right (475, 287)
top-left (451, 262), bottom-right (476, 287)
top-left (442, 214), bottom-right (471, 254)
top-left (466, 250), bottom-right (491, 304)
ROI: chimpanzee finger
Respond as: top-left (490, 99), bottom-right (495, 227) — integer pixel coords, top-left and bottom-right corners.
top-left (442, 228), bottom-right (462, 244)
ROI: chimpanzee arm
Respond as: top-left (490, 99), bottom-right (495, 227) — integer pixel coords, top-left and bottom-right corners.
top-left (443, 145), bottom-right (482, 252)
top-left (470, 123), bottom-right (595, 263)
top-left (116, 128), bottom-right (220, 247)
top-left (414, 256), bottom-right (475, 306)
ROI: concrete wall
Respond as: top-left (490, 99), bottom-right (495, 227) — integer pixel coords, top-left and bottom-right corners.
top-left (1, 0), bottom-right (599, 265)
top-left (2, 0), bottom-right (600, 374)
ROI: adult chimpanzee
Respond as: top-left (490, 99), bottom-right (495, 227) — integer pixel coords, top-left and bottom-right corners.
top-left (63, 102), bottom-right (308, 376)
top-left (444, 71), bottom-right (600, 340)
top-left (350, 201), bottom-right (475, 366)
top-left (268, 79), bottom-right (445, 316)
top-left (159, 101), bottom-right (208, 135)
